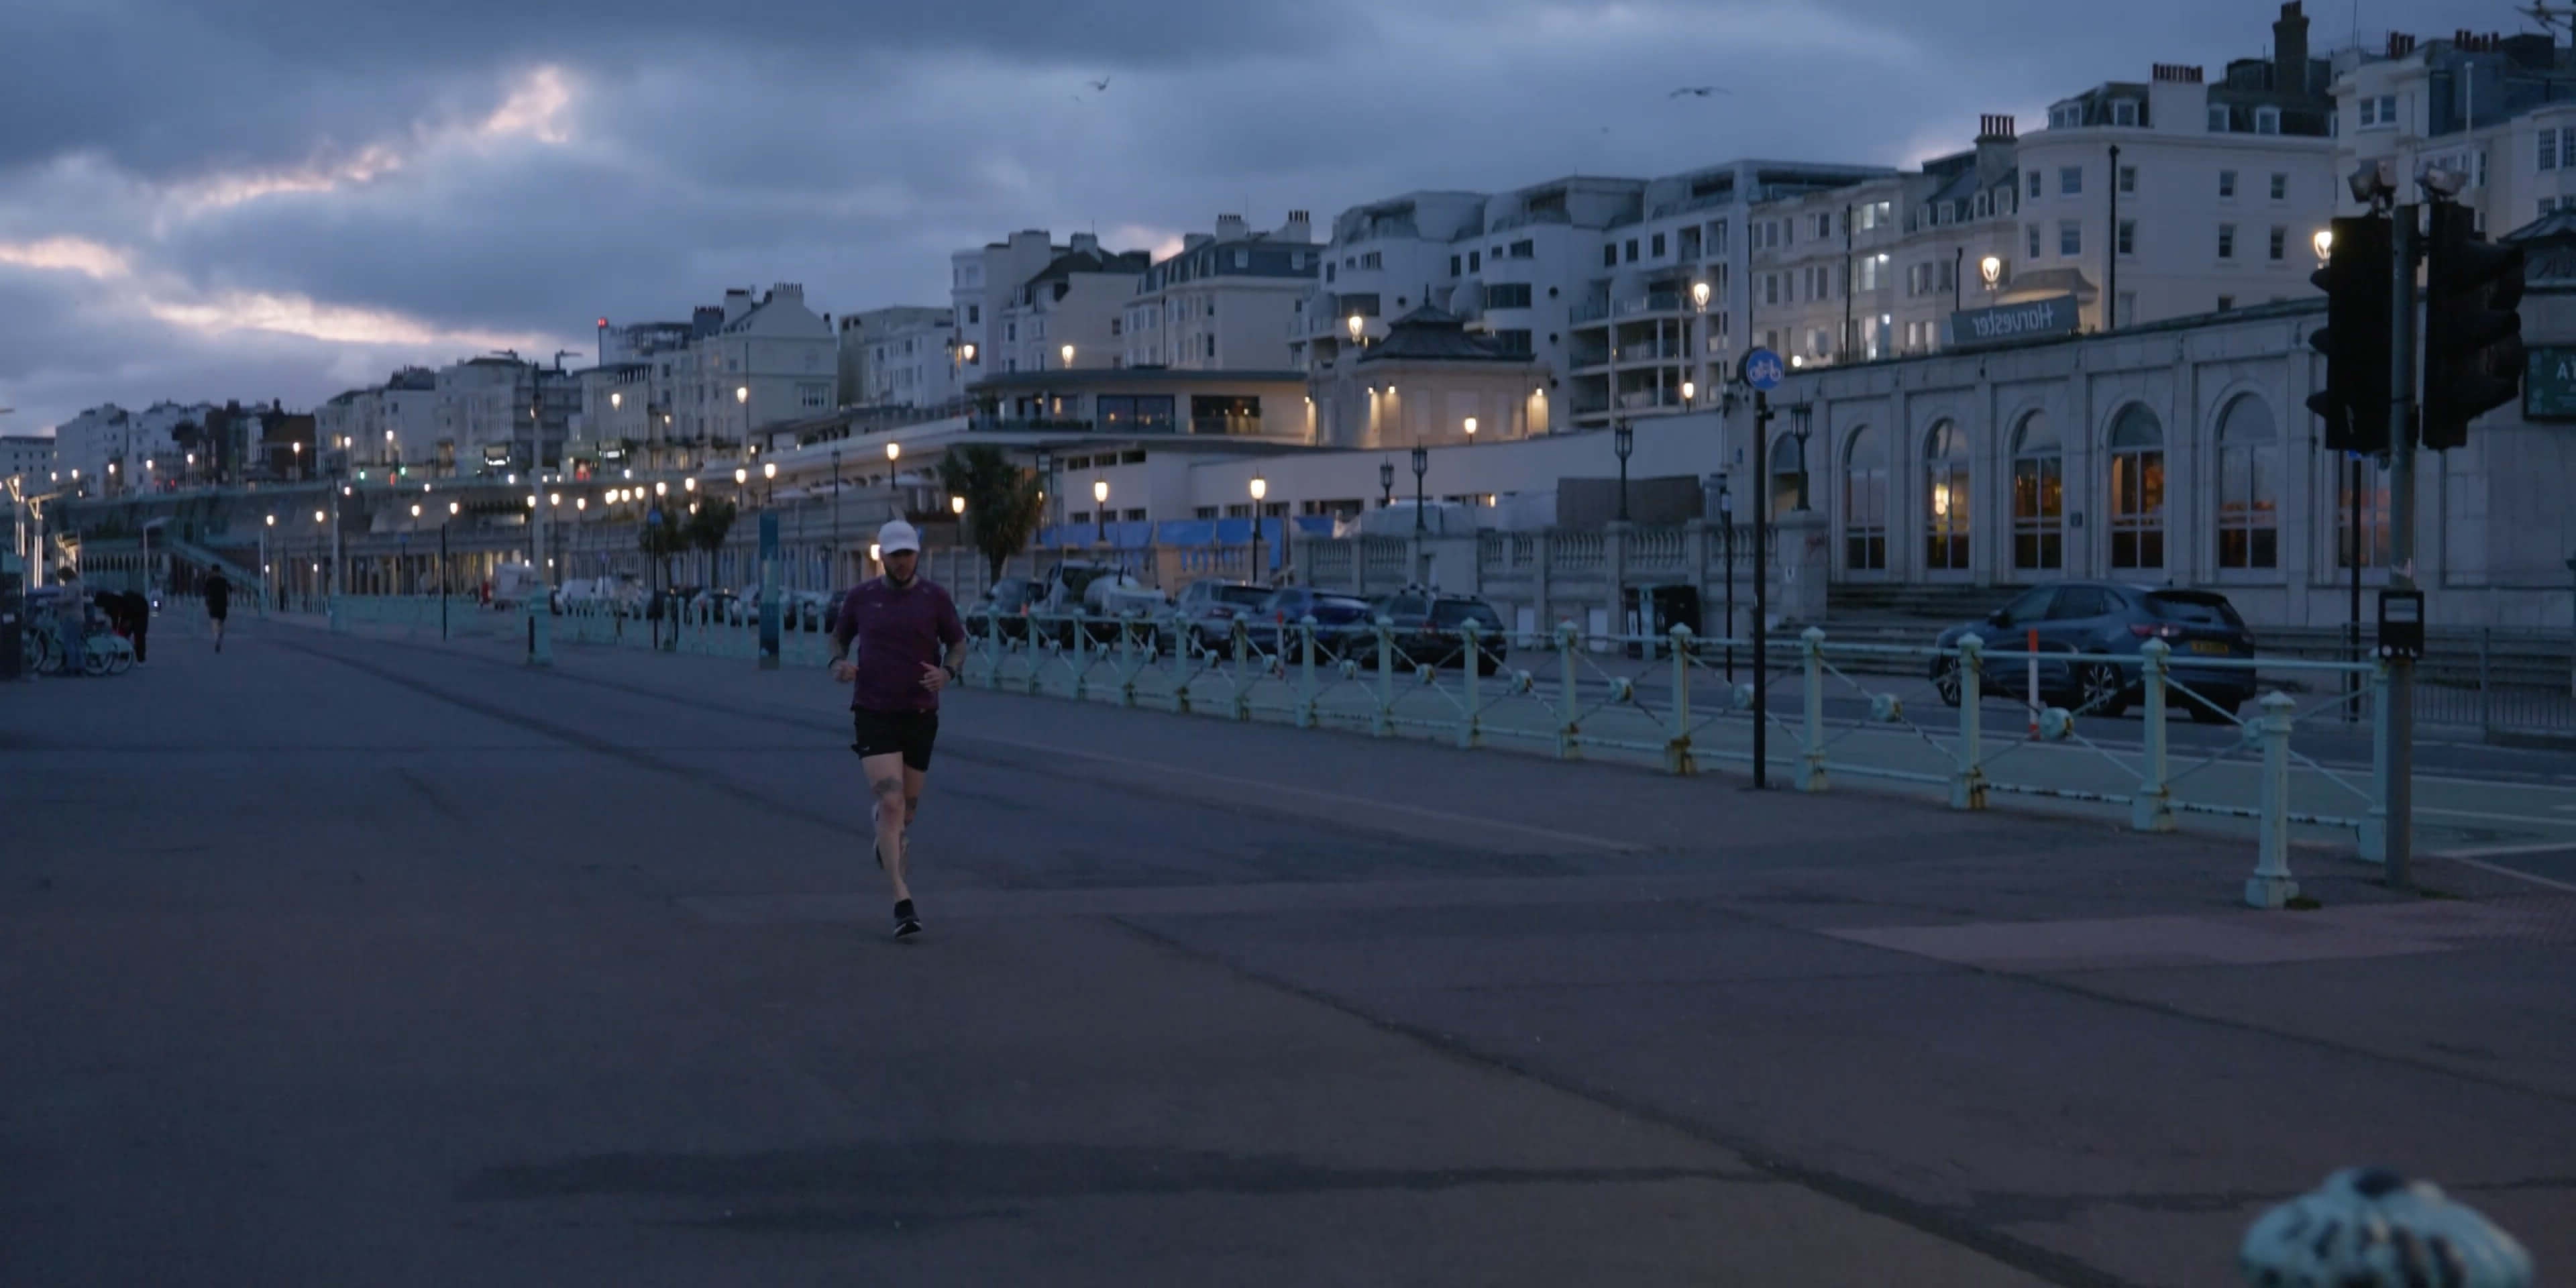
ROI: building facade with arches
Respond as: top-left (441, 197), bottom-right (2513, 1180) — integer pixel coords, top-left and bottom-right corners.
top-left (1756, 294), bottom-right (2576, 631)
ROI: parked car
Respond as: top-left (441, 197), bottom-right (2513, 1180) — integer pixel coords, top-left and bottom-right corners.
top-left (1930, 581), bottom-right (2257, 722)
top-left (1246, 587), bottom-right (1379, 660)
top-left (964, 579), bottom-right (1045, 642)
top-left (1036, 560), bottom-right (1163, 644)
top-left (1164, 579), bottom-right (1275, 655)
top-left (1372, 588), bottom-right (1509, 674)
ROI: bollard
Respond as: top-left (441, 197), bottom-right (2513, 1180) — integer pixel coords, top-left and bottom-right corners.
top-left (526, 588), bottom-right (553, 667)
top-left (2247, 691), bottom-right (2300, 909)
top-left (2239, 1167), bottom-right (2529, 1287)
top-left (1800, 626), bottom-right (1828, 792)
top-left (1951, 635), bottom-right (1986, 809)
top-left (1666, 625), bottom-right (1695, 775)
top-left (1458, 620), bottom-right (1483, 749)
top-left (1297, 616), bottom-right (1319, 729)
top-left (1556, 623), bottom-right (1582, 759)
top-left (2361, 659), bottom-right (2392, 865)
top-left (2133, 639), bottom-right (2175, 832)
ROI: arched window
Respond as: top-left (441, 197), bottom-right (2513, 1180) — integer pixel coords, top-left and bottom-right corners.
top-left (2010, 411), bottom-right (2063, 570)
top-left (1924, 420), bottom-right (1971, 571)
top-left (2214, 395), bottom-right (2279, 569)
top-left (1770, 432), bottom-right (1803, 516)
top-left (1843, 427), bottom-right (1888, 571)
top-left (2107, 405), bottom-right (2165, 570)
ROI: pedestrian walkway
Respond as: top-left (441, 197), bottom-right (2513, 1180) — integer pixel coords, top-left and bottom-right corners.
top-left (46, 608), bottom-right (2560, 1285)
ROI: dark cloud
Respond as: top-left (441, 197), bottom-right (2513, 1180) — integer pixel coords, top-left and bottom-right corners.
top-left (0, 0), bottom-right (2528, 431)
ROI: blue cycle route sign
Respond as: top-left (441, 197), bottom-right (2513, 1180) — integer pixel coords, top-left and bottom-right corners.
top-left (1740, 347), bottom-right (1785, 391)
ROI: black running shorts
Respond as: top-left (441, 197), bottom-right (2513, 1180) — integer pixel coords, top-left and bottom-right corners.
top-left (851, 708), bottom-right (938, 771)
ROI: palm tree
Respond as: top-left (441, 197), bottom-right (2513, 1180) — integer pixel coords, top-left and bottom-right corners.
top-left (936, 445), bottom-right (1045, 582)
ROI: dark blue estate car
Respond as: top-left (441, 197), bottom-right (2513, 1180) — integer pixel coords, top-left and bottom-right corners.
top-left (1931, 582), bottom-right (2257, 722)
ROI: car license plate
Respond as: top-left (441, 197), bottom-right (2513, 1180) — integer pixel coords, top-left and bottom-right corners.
top-left (2190, 640), bottom-right (2231, 655)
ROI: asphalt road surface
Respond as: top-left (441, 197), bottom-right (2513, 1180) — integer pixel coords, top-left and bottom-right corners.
top-left (5, 612), bottom-right (2572, 1286)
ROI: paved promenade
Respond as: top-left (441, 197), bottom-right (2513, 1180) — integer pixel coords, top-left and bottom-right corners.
top-left (3, 610), bottom-right (2570, 1285)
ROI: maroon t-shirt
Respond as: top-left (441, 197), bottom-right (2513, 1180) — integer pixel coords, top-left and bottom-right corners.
top-left (832, 576), bottom-right (966, 713)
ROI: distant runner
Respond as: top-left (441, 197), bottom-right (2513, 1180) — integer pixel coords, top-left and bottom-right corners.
top-left (203, 570), bottom-right (231, 653)
top-left (828, 520), bottom-right (966, 940)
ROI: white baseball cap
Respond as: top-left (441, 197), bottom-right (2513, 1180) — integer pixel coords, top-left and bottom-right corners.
top-left (878, 519), bottom-right (922, 555)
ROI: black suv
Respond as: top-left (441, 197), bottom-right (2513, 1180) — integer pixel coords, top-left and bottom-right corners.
top-left (1931, 582), bottom-right (2257, 722)
top-left (1372, 589), bottom-right (1509, 674)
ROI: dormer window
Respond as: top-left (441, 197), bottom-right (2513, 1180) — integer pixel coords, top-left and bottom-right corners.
top-left (2209, 105), bottom-right (2231, 131)
top-left (2112, 100), bottom-right (2139, 126)
top-left (2255, 106), bottom-right (2281, 135)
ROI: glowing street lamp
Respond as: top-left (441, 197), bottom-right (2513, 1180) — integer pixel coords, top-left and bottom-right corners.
top-left (1091, 478), bottom-right (1109, 545)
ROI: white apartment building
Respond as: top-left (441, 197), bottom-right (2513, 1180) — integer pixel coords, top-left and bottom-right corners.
top-left (671, 283), bottom-right (837, 452)
top-left (572, 363), bottom-right (654, 463)
top-left (839, 306), bottom-right (961, 408)
top-left (319, 368), bottom-right (439, 472)
top-left (1122, 213), bottom-right (1320, 370)
top-left (991, 236), bottom-right (1149, 376)
top-left (951, 231), bottom-right (1067, 390)
top-left (2011, 4), bottom-right (2337, 331)
top-left (2, 434), bottom-right (55, 490)
top-left (2328, 28), bottom-right (2576, 235)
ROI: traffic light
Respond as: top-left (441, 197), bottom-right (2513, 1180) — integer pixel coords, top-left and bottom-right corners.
top-left (2421, 201), bottom-right (2525, 451)
top-left (2306, 215), bottom-right (2394, 455)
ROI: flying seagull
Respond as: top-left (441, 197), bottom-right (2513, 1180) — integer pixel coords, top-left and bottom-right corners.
top-left (1088, 76), bottom-right (1113, 92)
top-left (1668, 85), bottom-right (1730, 98)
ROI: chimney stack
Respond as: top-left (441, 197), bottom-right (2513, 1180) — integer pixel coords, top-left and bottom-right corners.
top-left (1069, 231), bottom-right (1100, 255)
top-left (1976, 114), bottom-right (2017, 142)
top-left (2273, 1), bottom-right (2310, 94)
top-left (1214, 213), bottom-right (1249, 241)
top-left (1282, 209), bottom-right (1313, 242)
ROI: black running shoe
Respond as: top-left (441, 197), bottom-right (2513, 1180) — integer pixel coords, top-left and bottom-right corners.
top-left (893, 899), bottom-right (922, 939)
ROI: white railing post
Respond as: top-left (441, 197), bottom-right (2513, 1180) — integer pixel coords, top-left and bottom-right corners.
top-left (1557, 621), bottom-right (1581, 759)
top-left (1232, 619), bottom-right (1252, 722)
top-left (1801, 626), bottom-right (1828, 792)
top-left (2133, 639), bottom-right (2175, 832)
top-left (2361, 659), bottom-right (2392, 865)
top-left (1953, 634), bottom-right (1986, 809)
top-left (1297, 616), bottom-right (1319, 729)
top-left (1666, 624), bottom-right (1694, 775)
top-left (2247, 692), bottom-right (2302, 909)
top-left (1071, 612), bottom-right (1091, 702)
top-left (1373, 618), bottom-right (1395, 737)
top-left (1118, 618), bottom-right (1139, 708)
top-left (1458, 620), bottom-right (1483, 749)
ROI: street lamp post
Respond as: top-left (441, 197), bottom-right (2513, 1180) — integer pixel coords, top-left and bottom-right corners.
top-left (1613, 421), bottom-right (1634, 523)
top-left (762, 460), bottom-right (776, 507)
top-left (1716, 470), bottom-right (1736, 682)
top-left (830, 446), bottom-right (843, 585)
top-left (1789, 403), bottom-right (1815, 512)
top-left (1249, 474), bottom-right (1268, 580)
top-left (1410, 445), bottom-right (1428, 536)
top-left (1092, 478), bottom-right (1108, 546)
top-left (1379, 459), bottom-right (1395, 509)
top-left (1980, 254), bottom-right (2003, 299)
top-left (1347, 313), bottom-right (1364, 350)
top-left (443, 500), bottom-right (458, 639)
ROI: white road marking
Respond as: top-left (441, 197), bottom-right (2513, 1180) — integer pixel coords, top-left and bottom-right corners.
top-left (2430, 839), bottom-right (2576, 860)
top-left (2440, 857), bottom-right (2576, 897)
top-left (969, 734), bottom-right (1644, 852)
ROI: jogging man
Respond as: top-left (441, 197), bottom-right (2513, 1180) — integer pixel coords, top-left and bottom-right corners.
top-left (828, 519), bottom-right (966, 939)
top-left (203, 570), bottom-right (231, 653)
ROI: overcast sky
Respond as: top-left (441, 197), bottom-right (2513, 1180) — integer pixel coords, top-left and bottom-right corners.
top-left (0, 0), bottom-right (2521, 434)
